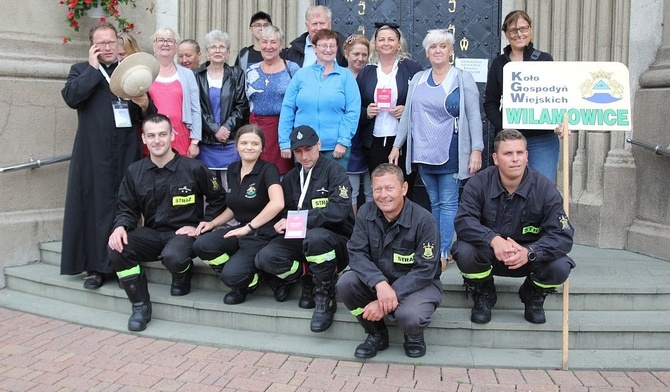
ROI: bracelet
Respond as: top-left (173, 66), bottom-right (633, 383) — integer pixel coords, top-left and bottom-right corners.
top-left (247, 222), bottom-right (256, 231)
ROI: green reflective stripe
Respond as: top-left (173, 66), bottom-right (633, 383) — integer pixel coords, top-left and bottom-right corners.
top-left (306, 250), bottom-right (336, 264)
top-left (178, 263), bottom-right (191, 274)
top-left (277, 260), bottom-right (300, 279)
top-left (248, 273), bottom-right (259, 288)
top-left (461, 267), bottom-right (492, 280)
top-left (116, 265), bottom-right (140, 279)
top-left (204, 253), bottom-right (230, 266)
top-left (533, 280), bottom-right (561, 289)
top-left (350, 308), bottom-right (364, 317)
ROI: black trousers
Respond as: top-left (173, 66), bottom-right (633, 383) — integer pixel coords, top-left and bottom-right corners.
top-left (451, 240), bottom-right (575, 285)
top-left (192, 227), bottom-right (277, 289)
top-left (108, 227), bottom-right (195, 274)
top-left (255, 228), bottom-right (349, 281)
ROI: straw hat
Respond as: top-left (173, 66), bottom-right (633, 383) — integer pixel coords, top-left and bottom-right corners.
top-left (109, 52), bottom-right (159, 99)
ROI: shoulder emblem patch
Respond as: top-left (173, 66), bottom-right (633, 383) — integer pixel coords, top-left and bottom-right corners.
top-left (211, 176), bottom-right (220, 191)
top-left (338, 185), bottom-right (349, 199)
top-left (558, 214), bottom-right (571, 230)
top-left (422, 242), bottom-right (435, 260)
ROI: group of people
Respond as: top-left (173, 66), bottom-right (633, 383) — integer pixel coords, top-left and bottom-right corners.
top-left (60, 6), bottom-right (574, 360)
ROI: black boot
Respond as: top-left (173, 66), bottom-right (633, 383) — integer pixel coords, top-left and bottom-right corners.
top-left (299, 274), bottom-right (315, 309)
top-left (518, 277), bottom-right (553, 324)
top-left (266, 274), bottom-right (292, 302)
top-left (119, 272), bottom-right (152, 332)
top-left (170, 262), bottom-right (193, 296)
top-left (310, 276), bottom-right (337, 332)
top-left (403, 332), bottom-right (426, 358)
top-left (354, 316), bottom-right (389, 359)
top-left (224, 280), bottom-right (259, 305)
top-left (464, 276), bottom-right (497, 324)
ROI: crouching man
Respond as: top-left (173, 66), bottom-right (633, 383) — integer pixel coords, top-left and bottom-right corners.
top-left (451, 129), bottom-right (575, 324)
top-left (338, 164), bottom-right (443, 359)
top-left (108, 114), bottom-right (226, 331)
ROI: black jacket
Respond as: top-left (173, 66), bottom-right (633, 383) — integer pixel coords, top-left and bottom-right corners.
top-left (483, 42), bottom-right (553, 137)
top-left (356, 59), bottom-right (423, 149)
top-left (347, 198), bottom-right (441, 301)
top-left (114, 152), bottom-right (227, 233)
top-left (282, 31), bottom-right (348, 68)
top-left (281, 155), bottom-right (354, 237)
top-left (194, 62), bottom-right (249, 146)
top-left (454, 166), bottom-right (573, 262)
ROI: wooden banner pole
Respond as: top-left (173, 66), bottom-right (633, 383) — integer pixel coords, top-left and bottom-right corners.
top-left (561, 114), bottom-right (571, 370)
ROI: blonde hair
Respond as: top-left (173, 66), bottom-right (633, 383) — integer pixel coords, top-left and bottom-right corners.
top-left (343, 34), bottom-right (369, 56)
top-left (368, 24), bottom-right (411, 65)
top-left (118, 32), bottom-right (140, 55)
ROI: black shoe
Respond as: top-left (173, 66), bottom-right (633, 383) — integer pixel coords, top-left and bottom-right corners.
top-left (465, 277), bottom-right (497, 324)
top-left (355, 333), bottom-right (390, 359)
top-left (223, 289), bottom-right (248, 305)
top-left (403, 333), bottom-right (426, 358)
top-left (274, 280), bottom-right (291, 302)
top-left (519, 277), bottom-right (552, 324)
top-left (299, 275), bottom-right (315, 309)
top-left (83, 272), bottom-right (104, 289)
top-left (128, 303), bottom-right (152, 331)
top-left (170, 263), bottom-right (193, 296)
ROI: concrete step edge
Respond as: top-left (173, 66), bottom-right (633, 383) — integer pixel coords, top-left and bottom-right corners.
top-left (1, 288), bottom-right (669, 371)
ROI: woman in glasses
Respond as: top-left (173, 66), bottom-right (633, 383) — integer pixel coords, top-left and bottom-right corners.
top-left (149, 28), bottom-right (201, 157)
top-left (483, 10), bottom-right (558, 181)
top-left (193, 30), bottom-right (249, 186)
top-left (278, 29), bottom-right (361, 169)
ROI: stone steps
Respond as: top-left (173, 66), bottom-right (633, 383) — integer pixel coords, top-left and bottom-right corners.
top-left (2, 241), bottom-right (670, 370)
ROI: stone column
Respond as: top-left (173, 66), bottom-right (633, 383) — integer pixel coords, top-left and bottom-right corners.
top-left (627, 0), bottom-right (670, 260)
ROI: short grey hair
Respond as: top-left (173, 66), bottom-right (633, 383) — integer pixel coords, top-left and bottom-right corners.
top-left (204, 30), bottom-right (231, 51)
top-left (151, 27), bottom-right (180, 43)
top-left (305, 5), bottom-right (331, 22)
top-left (259, 25), bottom-right (284, 46)
top-left (422, 29), bottom-right (455, 52)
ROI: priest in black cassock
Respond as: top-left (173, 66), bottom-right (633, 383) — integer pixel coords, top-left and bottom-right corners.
top-left (60, 22), bottom-right (156, 289)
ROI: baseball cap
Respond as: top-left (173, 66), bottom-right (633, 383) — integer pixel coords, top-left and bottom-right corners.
top-left (290, 125), bottom-right (320, 150)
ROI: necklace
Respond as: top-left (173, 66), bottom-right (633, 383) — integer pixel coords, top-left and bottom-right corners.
top-left (262, 60), bottom-right (283, 86)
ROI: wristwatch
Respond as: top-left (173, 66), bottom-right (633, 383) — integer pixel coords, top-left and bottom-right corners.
top-left (526, 246), bottom-right (537, 262)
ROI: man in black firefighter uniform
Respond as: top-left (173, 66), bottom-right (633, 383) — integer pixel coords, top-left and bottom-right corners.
top-left (451, 129), bottom-right (575, 325)
top-left (108, 114), bottom-right (226, 331)
top-left (255, 125), bottom-right (354, 333)
top-left (338, 164), bottom-right (442, 359)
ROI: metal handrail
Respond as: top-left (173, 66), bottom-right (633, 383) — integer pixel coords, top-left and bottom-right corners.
top-left (626, 138), bottom-right (670, 157)
top-left (0, 155), bottom-right (71, 173)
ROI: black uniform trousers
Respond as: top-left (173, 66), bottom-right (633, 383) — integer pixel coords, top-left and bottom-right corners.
top-left (337, 271), bottom-right (443, 335)
top-left (255, 228), bottom-right (349, 281)
top-left (192, 227), bottom-right (277, 289)
top-left (109, 227), bottom-right (195, 274)
top-left (451, 240), bottom-right (575, 286)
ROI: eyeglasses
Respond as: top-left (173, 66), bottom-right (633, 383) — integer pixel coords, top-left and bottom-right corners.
top-left (94, 41), bottom-right (118, 48)
top-left (507, 26), bottom-right (530, 37)
top-left (316, 43), bottom-right (338, 50)
top-left (155, 38), bottom-right (177, 45)
top-left (208, 45), bottom-right (228, 52)
top-left (251, 23), bottom-right (271, 29)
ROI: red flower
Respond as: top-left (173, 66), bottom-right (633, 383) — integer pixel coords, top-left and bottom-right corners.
top-left (84, 0), bottom-right (92, 3)
top-left (70, 20), bottom-right (79, 27)
top-left (125, 23), bottom-right (134, 31)
top-left (99, 17), bottom-right (106, 23)
top-left (67, 10), bottom-right (74, 19)
top-left (68, 0), bottom-right (78, 8)
top-left (62, 36), bottom-right (70, 44)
